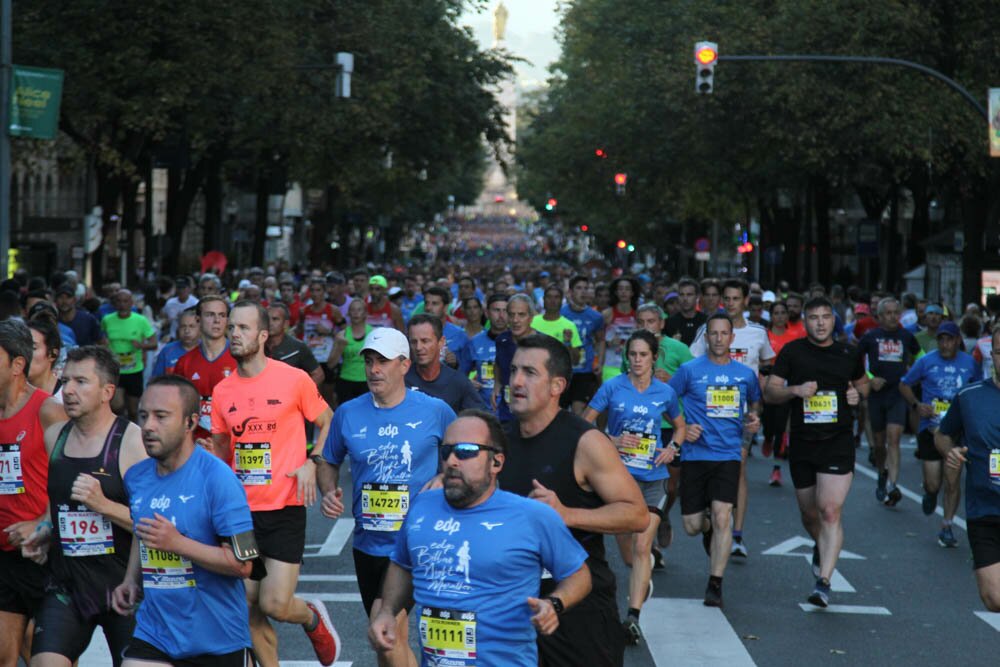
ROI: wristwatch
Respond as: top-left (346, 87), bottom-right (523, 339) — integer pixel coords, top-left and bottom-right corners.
top-left (667, 441), bottom-right (681, 453)
top-left (545, 596), bottom-right (565, 615)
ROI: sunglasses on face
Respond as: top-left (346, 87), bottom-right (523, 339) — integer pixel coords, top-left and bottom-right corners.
top-left (439, 443), bottom-right (501, 461)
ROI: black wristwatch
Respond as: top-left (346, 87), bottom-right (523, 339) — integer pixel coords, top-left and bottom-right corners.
top-left (545, 596), bottom-right (565, 615)
top-left (667, 441), bottom-right (681, 453)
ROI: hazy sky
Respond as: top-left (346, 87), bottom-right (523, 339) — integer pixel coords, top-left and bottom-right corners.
top-left (461, 0), bottom-right (561, 86)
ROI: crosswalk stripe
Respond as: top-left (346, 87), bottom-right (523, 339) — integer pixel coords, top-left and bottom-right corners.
top-left (306, 519), bottom-right (354, 557)
top-left (640, 598), bottom-right (756, 666)
top-left (974, 611), bottom-right (1000, 632)
top-left (798, 603), bottom-right (891, 615)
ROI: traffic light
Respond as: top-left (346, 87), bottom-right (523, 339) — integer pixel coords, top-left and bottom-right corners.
top-left (595, 148), bottom-right (607, 159)
top-left (694, 41), bottom-right (718, 94)
top-left (545, 197), bottom-right (557, 211)
top-left (614, 172), bottom-right (627, 196)
top-left (580, 225), bottom-right (589, 232)
top-left (616, 239), bottom-right (627, 249)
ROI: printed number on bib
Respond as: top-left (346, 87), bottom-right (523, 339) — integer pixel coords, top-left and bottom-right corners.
top-left (140, 542), bottom-right (195, 589)
top-left (931, 399), bottom-right (951, 419)
top-left (234, 442), bottom-right (272, 485)
top-left (198, 396), bottom-right (213, 432)
top-left (990, 449), bottom-right (1000, 484)
top-left (618, 430), bottom-right (657, 470)
top-left (420, 607), bottom-right (476, 663)
top-left (706, 385), bottom-right (740, 419)
top-left (877, 339), bottom-right (903, 363)
top-left (479, 362), bottom-right (495, 383)
top-left (58, 507), bottom-right (114, 556)
top-left (804, 391), bottom-right (838, 424)
top-left (0, 443), bottom-right (24, 495)
top-left (361, 483), bottom-right (409, 532)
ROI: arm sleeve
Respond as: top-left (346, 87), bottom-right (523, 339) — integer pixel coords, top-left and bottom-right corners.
top-left (209, 464), bottom-right (254, 537)
top-left (141, 317), bottom-right (156, 339)
top-left (587, 379), bottom-right (611, 413)
top-left (900, 356), bottom-right (924, 387)
top-left (298, 371), bottom-right (331, 422)
top-left (667, 364), bottom-right (687, 397)
top-left (209, 385), bottom-right (228, 435)
top-left (390, 524), bottom-right (413, 570)
top-left (151, 349), bottom-right (168, 378)
top-left (689, 326), bottom-right (706, 357)
top-left (772, 346), bottom-right (791, 380)
top-left (569, 322), bottom-right (583, 348)
top-left (438, 401), bottom-right (458, 439)
top-left (746, 371), bottom-right (763, 404)
top-left (664, 386), bottom-right (682, 421)
top-left (322, 408), bottom-right (348, 465)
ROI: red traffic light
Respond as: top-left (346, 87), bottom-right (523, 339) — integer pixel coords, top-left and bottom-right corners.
top-left (580, 225), bottom-right (589, 232)
top-left (614, 173), bottom-right (627, 186)
top-left (616, 239), bottom-right (627, 249)
top-left (695, 45), bottom-right (718, 66)
top-left (545, 198), bottom-right (558, 211)
top-left (595, 148), bottom-right (607, 158)
top-left (737, 242), bottom-right (754, 254)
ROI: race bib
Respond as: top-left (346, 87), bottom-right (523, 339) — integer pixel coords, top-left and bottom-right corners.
top-left (0, 443), bottom-right (24, 495)
top-left (117, 350), bottom-right (137, 372)
top-left (360, 483), bottom-right (409, 532)
top-left (729, 348), bottom-right (749, 365)
top-left (804, 391), bottom-right (838, 424)
top-left (140, 542), bottom-right (195, 589)
top-left (503, 385), bottom-right (511, 405)
top-left (706, 385), bottom-right (740, 419)
top-left (479, 362), bottom-right (495, 385)
top-left (618, 430), bottom-right (657, 470)
top-left (198, 396), bottom-right (212, 432)
top-left (931, 398), bottom-right (951, 419)
top-left (877, 339), bottom-right (903, 363)
top-left (990, 449), bottom-right (1000, 484)
top-left (58, 507), bottom-right (114, 556)
top-left (234, 442), bottom-right (272, 485)
top-left (420, 607), bottom-right (476, 663)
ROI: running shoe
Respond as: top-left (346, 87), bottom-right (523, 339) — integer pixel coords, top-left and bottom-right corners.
top-left (622, 617), bottom-right (642, 645)
top-left (303, 597), bottom-right (341, 666)
top-left (651, 545), bottom-right (664, 570)
top-left (777, 432), bottom-right (789, 458)
top-left (769, 467), bottom-right (782, 487)
top-left (875, 470), bottom-right (888, 502)
top-left (761, 436), bottom-right (773, 458)
top-left (703, 579), bottom-right (723, 608)
top-left (938, 526), bottom-right (958, 548)
top-left (657, 515), bottom-right (673, 549)
top-left (702, 526), bottom-right (713, 557)
top-left (808, 578), bottom-right (831, 608)
top-left (730, 536), bottom-right (748, 560)
top-left (885, 487), bottom-right (902, 507)
top-left (921, 490), bottom-right (938, 515)
top-left (811, 544), bottom-right (821, 578)
top-left (645, 569), bottom-right (655, 602)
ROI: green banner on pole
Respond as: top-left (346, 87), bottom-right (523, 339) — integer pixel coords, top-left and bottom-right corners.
top-left (8, 65), bottom-right (63, 140)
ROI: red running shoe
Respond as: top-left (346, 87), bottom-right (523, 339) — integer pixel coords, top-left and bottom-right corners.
top-left (769, 468), bottom-right (782, 487)
top-left (304, 597), bottom-right (341, 666)
top-left (761, 437), bottom-right (773, 458)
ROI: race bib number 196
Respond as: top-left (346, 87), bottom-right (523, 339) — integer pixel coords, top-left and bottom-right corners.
top-left (58, 507), bottom-right (114, 556)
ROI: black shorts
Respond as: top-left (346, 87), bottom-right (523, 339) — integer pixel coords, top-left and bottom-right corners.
top-left (565, 372), bottom-right (598, 406)
top-left (31, 590), bottom-right (134, 664)
top-left (788, 431), bottom-right (855, 489)
top-left (353, 548), bottom-right (401, 618)
top-left (118, 371), bottom-right (145, 399)
top-left (916, 430), bottom-right (943, 461)
top-left (967, 516), bottom-right (1000, 570)
top-left (536, 592), bottom-right (624, 667)
top-left (249, 505), bottom-right (306, 581)
top-left (679, 460), bottom-right (740, 515)
top-left (0, 548), bottom-right (46, 616)
top-left (124, 638), bottom-right (255, 667)
top-left (867, 386), bottom-right (907, 431)
top-left (335, 378), bottom-right (369, 403)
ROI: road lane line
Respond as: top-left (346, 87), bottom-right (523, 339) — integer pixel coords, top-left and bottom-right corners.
top-left (306, 518), bottom-right (355, 557)
top-left (974, 611), bottom-right (1000, 632)
top-left (799, 603), bottom-right (891, 615)
top-left (298, 574), bottom-right (358, 582)
top-left (641, 598), bottom-right (756, 666)
top-left (854, 462), bottom-right (967, 531)
top-left (299, 592), bottom-right (363, 602)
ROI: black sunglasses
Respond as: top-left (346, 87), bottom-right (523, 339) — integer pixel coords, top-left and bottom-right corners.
top-left (439, 443), bottom-right (501, 461)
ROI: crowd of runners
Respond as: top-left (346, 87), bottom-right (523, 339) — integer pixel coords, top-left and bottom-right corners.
top-left (1, 244), bottom-right (999, 666)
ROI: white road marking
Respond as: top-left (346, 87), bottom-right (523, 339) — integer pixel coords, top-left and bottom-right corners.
top-left (641, 598), bottom-right (756, 666)
top-left (298, 574), bottom-right (358, 582)
top-left (854, 462), bottom-right (967, 531)
top-left (761, 535), bottom-right (863, 559)
top-left (799, 603), bottom-right (891, 615)
top-left (306, 519), bottom-right (355, 557)
top-left (974, 611), bottom-right (1000, 632)
top-left (299, 592), bottom-right (363, 602)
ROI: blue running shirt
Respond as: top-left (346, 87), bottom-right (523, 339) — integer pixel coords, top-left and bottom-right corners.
top-left (668, 356), bottom-right (761, 461)
top-left (938, 380), bottom-right (1000, 520)
top-left (588, 374), bottom-right (680, 481)
top-left (901, 350), bottom-right (980, 433)
top-left (125, 447), bottom-right (253, 658)
top-left (466, 331), bottom-right (499, 409)
top-left (561, 304), bottom-right (605, 375)
top-left (394, 489), bottom-right (587, 667)
top-left (324, 390), bottom-right (455, 556)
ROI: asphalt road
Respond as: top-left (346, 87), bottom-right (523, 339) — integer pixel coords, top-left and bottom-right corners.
top-left (81, 432), bottom-right (1000, 666)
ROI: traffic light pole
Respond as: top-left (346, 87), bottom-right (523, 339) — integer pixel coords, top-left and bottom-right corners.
top-left (718, 54), bottom-right (987, 120)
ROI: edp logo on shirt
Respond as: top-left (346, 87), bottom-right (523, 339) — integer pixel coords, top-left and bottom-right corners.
top-left (632, 405), bottom-right (648, 415)
top-left (378, 425), bottom-right (400, 438)
top-left (434, 518), bottom-right (461, 535)
top-left (150, 495), bottom-right (171, 511)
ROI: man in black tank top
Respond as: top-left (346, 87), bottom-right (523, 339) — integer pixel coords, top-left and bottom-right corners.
top-left (25, 346), bottom-right (148, 667)
top-left (497, 335), bottom-right (648, 667)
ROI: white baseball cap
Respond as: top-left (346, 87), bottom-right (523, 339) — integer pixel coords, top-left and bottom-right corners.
top-left (360, 327), bottom-right (410, 360)
top-left (762, 290), bottom-right (776, 303)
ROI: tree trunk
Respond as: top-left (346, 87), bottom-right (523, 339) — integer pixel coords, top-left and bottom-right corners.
top-left (251, 178), bottom-right (269, 267)
top-left (203, 157), bottom-right (223, 253)
top-left (813, 175), bottom-right (832, 287)
top-left (162, 159), bottom-right (209, 276)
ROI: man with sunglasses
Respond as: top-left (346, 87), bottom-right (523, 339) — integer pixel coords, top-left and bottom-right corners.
top-left (498, 334), bottom-right (648, 667)
top-left (317, 327), bottom-right (455, 667)
top-left (369, 410), bottom-right (592, 666)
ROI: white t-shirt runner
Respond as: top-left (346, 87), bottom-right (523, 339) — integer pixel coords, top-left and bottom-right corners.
top-left (690, 320), bottom-right (776, 373)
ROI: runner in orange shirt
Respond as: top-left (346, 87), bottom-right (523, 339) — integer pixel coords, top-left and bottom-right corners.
top-left (209, 301), bottom-right (339, 667)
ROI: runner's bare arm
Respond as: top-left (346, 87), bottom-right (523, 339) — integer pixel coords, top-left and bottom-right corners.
top-left (533, 562), bottom-right (591, 629)
top-left (553, 429), bottom-right (648, 534)
top-left (38, 396), bottom-right (68, 431)
top-left (326, 332), bottom-right (348, 369)
top-left (312, 407), bottom-right (334, 459)
top-left (369, 562), bottom-right (414, 651)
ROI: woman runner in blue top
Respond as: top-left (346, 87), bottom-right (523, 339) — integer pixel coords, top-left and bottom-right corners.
top-left (583, 329), bottom-right (685, 645)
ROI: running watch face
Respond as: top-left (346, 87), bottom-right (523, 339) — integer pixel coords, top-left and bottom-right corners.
top-left (230, 530), bottom-right (260, 562)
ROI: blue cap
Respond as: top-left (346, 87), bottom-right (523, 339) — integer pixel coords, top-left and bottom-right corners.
top-left (936, 321), bottom-right (960, 338)
top-left (925, 304), bottom-right (944, 315)
top-left (539, 271), bottom-right (550, 278)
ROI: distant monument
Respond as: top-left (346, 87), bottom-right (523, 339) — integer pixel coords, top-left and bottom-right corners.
top-left (475, 1), bottom-right (530, 217)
